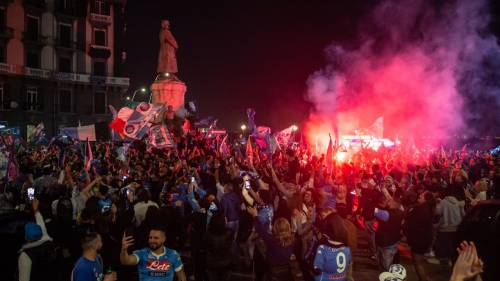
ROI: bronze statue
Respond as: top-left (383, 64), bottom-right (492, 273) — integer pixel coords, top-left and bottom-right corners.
top-left (157, 20), bottom-right (178, 74)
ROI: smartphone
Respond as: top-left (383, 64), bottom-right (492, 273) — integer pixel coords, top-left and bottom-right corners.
top-left (245, 180), bottom-right (250, 190)
top-left (28, 188), bottom-right (35, 201)
top-left (126, 189), bottom-right (130, 195)
top-left (191, 176), bottom-right (195, 183)
top-left (125, 227), bottom-right (134, 238)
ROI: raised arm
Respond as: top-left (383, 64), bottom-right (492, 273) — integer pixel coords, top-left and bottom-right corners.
top-left (120, 233), bottom-right (138, 265)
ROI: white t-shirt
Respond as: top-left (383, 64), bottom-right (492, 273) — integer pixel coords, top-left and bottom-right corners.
top-left (134, 201), bottom-right (159, 227)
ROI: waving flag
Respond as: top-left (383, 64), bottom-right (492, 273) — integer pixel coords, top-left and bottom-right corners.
top-left (252, 126), bottom-right (271, 152)
top-left (405, 135), bottom-right (415, 152)
top-left (326, 134), bottom-right (333, 175)
top-left (219, 135), bottom-right (229, 158)
top-left (29, 122), bottom-right (47, 144)
top-left (188, 100), bottom-right (199, 112)
top-left (109, 102), bottom-right (165, 139)
top-left (360, 117), bottom-right (384, 139)
top-left (85, 138), bottom-right (93, 170)
top-left (194, 116), bottom-right (214, 127)
top-left (116, 143), bottom-right (132, 163)
top-left (274, 126), bottom-right (294, 149)
top-left (147, 125), bottom-right (175, 150)
top-left (246, 135), bottom-right (253, 158)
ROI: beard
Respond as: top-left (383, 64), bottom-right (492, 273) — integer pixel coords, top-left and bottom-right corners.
top-left (149, 242), bottom-right (162, 251)
top-left (96, 246), bottom-right (102, 254)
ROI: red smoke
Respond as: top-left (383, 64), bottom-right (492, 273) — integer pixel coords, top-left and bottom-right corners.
top-left (302, 0), bottom-right (500, 150)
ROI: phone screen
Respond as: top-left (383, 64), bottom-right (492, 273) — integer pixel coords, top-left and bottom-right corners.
top-left (245, 180), bottom-right (250, 190)
top-left (28, 188), bottom-right (35, 201)
top-left (191, 177), bottom-right (195, 182)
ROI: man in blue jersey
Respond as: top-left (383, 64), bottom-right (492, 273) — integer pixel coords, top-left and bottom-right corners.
top-left (120, 228), bottom-right (186, 281)
top-left (72, 232), bottom-right (117, 281)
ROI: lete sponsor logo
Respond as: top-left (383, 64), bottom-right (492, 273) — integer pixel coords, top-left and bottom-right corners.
top-left (146, 260), bottom-right (171, 271)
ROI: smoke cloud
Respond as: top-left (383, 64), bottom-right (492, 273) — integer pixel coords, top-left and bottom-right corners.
top-left (304, 0), bottom-right (500, 147)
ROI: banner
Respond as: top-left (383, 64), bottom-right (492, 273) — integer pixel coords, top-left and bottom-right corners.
top-left (0, 126), bottom-right (20, 146)
top-left (147, 125), bottom-right (175, 150)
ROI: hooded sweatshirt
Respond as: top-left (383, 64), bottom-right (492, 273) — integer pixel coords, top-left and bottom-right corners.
top-left (436, 196), bottom-right (465, 232)
top-left (18, 212), bottom-right (53, 281)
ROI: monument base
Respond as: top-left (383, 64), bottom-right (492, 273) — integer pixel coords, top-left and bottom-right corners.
top-left (150, 77), bottom-right (187, 122)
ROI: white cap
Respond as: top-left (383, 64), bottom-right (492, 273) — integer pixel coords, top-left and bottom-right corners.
top-left (379, 264), bottom-right (406, 281)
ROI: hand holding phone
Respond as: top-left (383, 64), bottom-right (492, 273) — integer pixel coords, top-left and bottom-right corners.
top-left (245, 180), bottom-right (251, 190)
top-left (28, 188), bottom-right (35, 201)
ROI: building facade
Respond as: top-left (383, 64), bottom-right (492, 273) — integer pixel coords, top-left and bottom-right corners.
top-left (0, 0), bottom-right (128, 139)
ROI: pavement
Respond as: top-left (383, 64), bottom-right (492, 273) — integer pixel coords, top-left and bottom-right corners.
top-left (180, 220), bottom-right (454, 281)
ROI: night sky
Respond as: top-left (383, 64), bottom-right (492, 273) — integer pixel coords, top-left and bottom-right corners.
top-left (123, 0), bottom-right (500, 138)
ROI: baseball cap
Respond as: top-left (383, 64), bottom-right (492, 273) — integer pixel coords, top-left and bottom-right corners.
top-left (98, 198), bottom-right (112, 213)
top-left (379, 264), bottom-right (406, 281)
top-left (25, 222), bottom-right (43, 242)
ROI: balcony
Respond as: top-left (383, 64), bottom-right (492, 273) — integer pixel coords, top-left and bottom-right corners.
top-left (89, 45), bottom-right (111, 59)
top-left (0, 26), bottom-right (14, 41)
top-left (54, 1), bottom-right (84, 20)
top-left (24, 67), bottom-right (130, 88)
top-left (23, 101), bottom-right (43, 112)
top-left (22, 32), bottom-right (47, 47)
top-left (0, 62), bottom-right (16, 74)
top-left (57, 103), bottom-right (76, 113)
top-left (23, 0), bottom-right (47, 15)
top-left (90, 13), bottom-right (111, 25)
top-left (55, 38), bottom-right (77, 52)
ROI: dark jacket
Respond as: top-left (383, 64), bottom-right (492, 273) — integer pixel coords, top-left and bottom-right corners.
top-left (375, 209), bottom-right (404, 247)
top-left (205, 228), bottom-right (234, 269)
top-left (220, 192), bottom-right (240, 222)
top-left (359, 188), bottom-right (382, 221)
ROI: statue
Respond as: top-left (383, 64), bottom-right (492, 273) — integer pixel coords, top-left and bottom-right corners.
top-left (157, 20), bottom-right (178, 74)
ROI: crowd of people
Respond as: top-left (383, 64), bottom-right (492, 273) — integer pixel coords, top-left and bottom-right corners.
top-left (1, 129), bottom-right (498, 281)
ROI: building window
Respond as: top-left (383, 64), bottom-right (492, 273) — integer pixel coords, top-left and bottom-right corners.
top-left (27, 87), bottom-right (37, 111)
top-left (26, 51), bottom-right (39, 68)
top-left (94, 61), bottom-right (106, 76)
top-left (0, 46), bottom-right (4, 63)
top-left (59, 57), bottom-right (71, 72)
top-left (0, 8), bottom-right (5, 31)
top-left (26, 16), bottom-right (39, 41)
top-left (95, 1), bottom-right (110, 16)
top-left (94, 28), bottom-right (106, 46)
top-left (93, 92), bottom-right (106, 114)
top-left (59, 89), bottom-right (72, 113)
top-left (0, 83), bottom-right (5, 110)
top-left (59, 23), bottom-right (71, 48)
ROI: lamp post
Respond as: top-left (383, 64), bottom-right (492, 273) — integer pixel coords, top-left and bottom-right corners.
top-left (131, 88), bottom-right (146, 103)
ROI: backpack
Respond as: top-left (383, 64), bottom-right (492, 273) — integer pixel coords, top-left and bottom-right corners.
top-left (20, 240), bottom-right (59, 281)
top-left (56, 196), bottom-right (73, 223)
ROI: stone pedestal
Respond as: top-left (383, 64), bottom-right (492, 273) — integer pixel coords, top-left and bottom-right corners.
top-left (150, 78), bottom-right (187, 122)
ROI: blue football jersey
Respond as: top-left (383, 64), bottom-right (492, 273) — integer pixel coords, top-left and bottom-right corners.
top-left (314, 245), bottom-right (351, 281)
top-left (133, 247), bottom-right (183, 281)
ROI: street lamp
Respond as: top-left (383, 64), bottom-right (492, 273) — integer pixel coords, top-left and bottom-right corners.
top-left (131, 88), bottom-right (146, 103)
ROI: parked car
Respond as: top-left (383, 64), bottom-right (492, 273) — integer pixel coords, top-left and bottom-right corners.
top-left (457, 199), bottom-right (500, 281)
